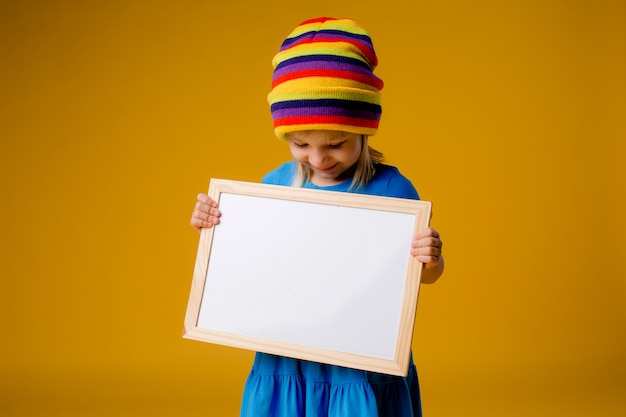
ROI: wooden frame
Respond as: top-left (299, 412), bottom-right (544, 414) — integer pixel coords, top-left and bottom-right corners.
top-left (183, 179), bottom-right (431, 376)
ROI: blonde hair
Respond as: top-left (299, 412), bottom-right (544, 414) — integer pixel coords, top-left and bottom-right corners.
top-left (289, 132), bottom-right (384, 191)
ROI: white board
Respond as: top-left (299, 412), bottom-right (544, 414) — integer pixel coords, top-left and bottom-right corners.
top-left (183, 179), bottom-right (431, 376)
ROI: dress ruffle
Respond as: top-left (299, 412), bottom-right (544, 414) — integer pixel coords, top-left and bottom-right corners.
top-left (240, 353), bottom-right (422, 417)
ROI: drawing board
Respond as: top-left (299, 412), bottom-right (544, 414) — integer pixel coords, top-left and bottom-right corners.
top-left (183, 179), bottom-right (431, 376)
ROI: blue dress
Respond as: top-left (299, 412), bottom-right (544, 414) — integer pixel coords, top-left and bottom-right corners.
top-left (240, 162), bottom-right (423, 417)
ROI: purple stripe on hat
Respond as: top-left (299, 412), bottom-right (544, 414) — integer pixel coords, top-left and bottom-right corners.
top-left (272, 60), bottom-right (375, 80)
top-left (276, 55), bottom-right (371, 72)
top-left (272, 106), bottom-right (381, 121)
top-left (285, 29), bottom-right (374, 45)
top-left (271, 98), bottom-right (381, 112)
top-left (280, 29), bottom-right (374, 52)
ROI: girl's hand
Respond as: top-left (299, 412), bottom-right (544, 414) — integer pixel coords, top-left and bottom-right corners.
top-left (190, 193), bottom-right (221, 233)
top-left (411, 227), bottom-right (443, 270)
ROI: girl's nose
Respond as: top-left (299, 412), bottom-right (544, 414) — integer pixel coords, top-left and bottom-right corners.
top-left (309, 149), bottom-right (328, 167)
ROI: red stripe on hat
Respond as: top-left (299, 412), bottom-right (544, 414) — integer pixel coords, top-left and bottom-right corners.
top-left (272, 69), bottom-right (383, 90)
top-left (299, 17), bottom-right (336, 25)
top-left (274, 115), bottom-right (380, 128)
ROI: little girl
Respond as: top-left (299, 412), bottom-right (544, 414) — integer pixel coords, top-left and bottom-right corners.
top-left (190, 17), bottom-right (444, 417)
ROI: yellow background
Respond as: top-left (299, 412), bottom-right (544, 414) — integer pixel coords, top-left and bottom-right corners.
top-left (1, 1), bottom-right (624, 416)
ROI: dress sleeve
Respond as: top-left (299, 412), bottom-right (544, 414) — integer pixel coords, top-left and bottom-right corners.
top-left (261, 162), bottom-right (295, 186)
top-left (261, 170), bottom-right (278, 185)
top-left (385, 169), bottom-right (421, 200)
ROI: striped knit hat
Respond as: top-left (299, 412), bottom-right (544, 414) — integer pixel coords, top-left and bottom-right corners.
top-left (268, 17), bottom-right (384, 141)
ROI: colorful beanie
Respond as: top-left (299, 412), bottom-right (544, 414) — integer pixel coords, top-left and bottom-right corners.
top-left (268, 17), bottom-right (384, 141)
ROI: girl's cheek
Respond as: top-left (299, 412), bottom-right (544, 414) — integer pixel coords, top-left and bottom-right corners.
top-left (291, 150), bottom-right (307, 162)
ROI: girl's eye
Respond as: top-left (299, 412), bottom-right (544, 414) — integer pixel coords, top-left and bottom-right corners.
top-left (293, 143), bottom-right (308, 148)
top-left (327, 142), bottom-right (345, 149)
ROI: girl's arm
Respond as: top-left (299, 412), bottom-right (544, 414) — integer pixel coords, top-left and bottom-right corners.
top-left (411, 227), bottom-right (444, 284)
top-left (190, 193), bottom-right (221, 232)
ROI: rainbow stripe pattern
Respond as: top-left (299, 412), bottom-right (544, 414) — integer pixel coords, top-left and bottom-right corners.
top-left (268, 17), bottom-right (384, 140)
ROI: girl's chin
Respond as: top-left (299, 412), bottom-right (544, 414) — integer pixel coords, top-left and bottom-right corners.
top-left (310, 169), bottom-right (353, 186)
top-left (313, 170), bottom-right (340, 181)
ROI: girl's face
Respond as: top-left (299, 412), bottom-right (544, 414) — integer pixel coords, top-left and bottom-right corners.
top-left (287, 130), bottom-right (363, 186)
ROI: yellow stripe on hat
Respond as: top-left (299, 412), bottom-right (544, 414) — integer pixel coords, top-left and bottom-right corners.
top-left (309, 19), bottom-right (370, 36)
top-left (269, 79), bottom-right (382, 102)
top-left (272, 43), bottom-right (370, 68)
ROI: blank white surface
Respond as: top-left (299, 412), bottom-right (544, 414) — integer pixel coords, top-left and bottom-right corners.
top-left (196, 192), bottom-right (416, 360)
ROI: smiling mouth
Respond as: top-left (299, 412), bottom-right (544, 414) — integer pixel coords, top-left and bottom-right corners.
top-left (316, 167), bottom-right (337, 175)
top-left (312, 163), bottom-right (338, 172)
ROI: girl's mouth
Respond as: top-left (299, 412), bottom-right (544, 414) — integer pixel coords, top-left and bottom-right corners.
top-left (313, 163), bottom-right (338, 173)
